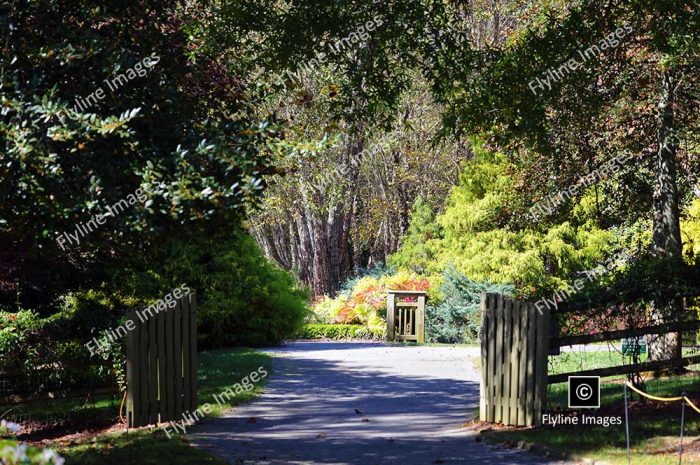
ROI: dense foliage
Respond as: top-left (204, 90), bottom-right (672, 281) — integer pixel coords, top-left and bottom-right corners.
top-left (0, 228), bottom-right (307, 394)
top-left (0, 0), bottom-right (282, 309)
top-left (247, 75), bottom-right (459, 296)
top-left (310, 270), bottom-right (431, 332)
top-left (4, 0), bottom-right (700, 403)
top-left (383, 141), bottom-right (698, 339)
top-left (390, 147), bottom-right (621, 296)
top-left (426, 267), bottom-right (513, 344)
top-left (0, 1), bottom-right (310, 394)
top-left (0, 291), bottom-right (131, 394)
top-left (228, 0), bottom-right (700, 354)
top-left (307, 264), bottom-right (516, 344)
top-left (149, 230), bottom-right (309, 348)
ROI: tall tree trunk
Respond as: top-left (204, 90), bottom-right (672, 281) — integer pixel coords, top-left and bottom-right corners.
top-left (295, 206), bottom-right (314, 286)
top-left (351, 192), bottom-right (364, 273)
top-left (311, 215), bottom-right (331, 296)
top-left (327, 206), bottom-right (341, 294)
top-left (288, 220), bottom-right (300, 274)
top-left (338, 195), bottom-right (354, 282)
top-left (648, 68), bottom-right (683, 363)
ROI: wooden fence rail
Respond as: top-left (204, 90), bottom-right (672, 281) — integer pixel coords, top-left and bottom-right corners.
top-left (126, 292), bottom-right (197, 428)
top-left (480, 293), bottom-right (550, 427)
top-left (548, 318), bottom-right (700, 384)
top-left (548, 354), bottom-right (700, 384)
top-left (551, 319), bottom-right (700, 347)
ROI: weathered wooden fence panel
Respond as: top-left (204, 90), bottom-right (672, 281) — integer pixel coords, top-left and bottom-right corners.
top-left (126, 292), bottom-right (197, 428)
top-left (480, 293), bottom-right (549, 427)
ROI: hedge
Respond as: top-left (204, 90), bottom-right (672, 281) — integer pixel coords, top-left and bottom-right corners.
top-left (298, 324), bottom-right (384, 340)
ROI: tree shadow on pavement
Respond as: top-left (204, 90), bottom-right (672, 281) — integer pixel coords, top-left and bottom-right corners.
top-left (189, 350), bottom-right (559, 465)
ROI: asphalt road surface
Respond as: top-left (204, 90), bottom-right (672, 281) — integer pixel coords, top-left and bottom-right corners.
top-left (189, 341), bottom-right (567, 465)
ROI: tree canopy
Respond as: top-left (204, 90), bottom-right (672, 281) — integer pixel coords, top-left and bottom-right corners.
top-left (1, 1), bottom-right (282, 307)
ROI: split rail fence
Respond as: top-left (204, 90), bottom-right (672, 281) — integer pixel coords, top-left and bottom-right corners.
top-left (547, 320), bottom-right (700, 384)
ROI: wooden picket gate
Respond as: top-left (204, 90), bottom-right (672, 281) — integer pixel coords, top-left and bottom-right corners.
top-left (479, 293), bottom-right (549, 426)
top-left (126, 292), bottom-right (197, 427)
top-left (386, 290), bottom-right (426, 343)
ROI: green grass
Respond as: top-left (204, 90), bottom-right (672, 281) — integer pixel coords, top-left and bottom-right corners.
top-left (546, 349), bottom-right (700, 408)
top-left (0, 350), bottom-right (276, 432)
top-left (549, 348), bottom-right (649, 376)
top-left (549, 347), bottom-right (700, 378)
top-left (484, 408), bottom-right (700, 465)
top-left (547, 372), bottom-right (700, 410)
top-left (484, 349), bottom-right (700, 465)
top-left (1, 348), bottom-right (271, 430)
top-left (196, 348), bottom-right (271, 417)
top-left (47, 430), bottom-right (228, 465)
top-left (1, 395), bottom-right (121, 428)
top-left (20, 348), bottom-right (273, 465)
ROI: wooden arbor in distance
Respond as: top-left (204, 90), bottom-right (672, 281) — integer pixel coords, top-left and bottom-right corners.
top-left (386, 290), bottom-right (426, 343)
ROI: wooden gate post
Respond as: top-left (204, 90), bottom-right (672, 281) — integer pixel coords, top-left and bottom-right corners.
top-left (386, 292), bottom-right (396, 341)
top-left (416, 293), bottom-right (426, 344)
top-left (479, 293), bottom-right (490, 422)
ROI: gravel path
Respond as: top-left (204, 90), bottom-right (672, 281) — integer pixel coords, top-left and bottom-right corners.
top-left (189, 341), bottom-right (566, 465)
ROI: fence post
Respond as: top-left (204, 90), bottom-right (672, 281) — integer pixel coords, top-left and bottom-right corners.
top-left (188, 293), bottom-right (198, 412)
top-left (125, 310), bottom-right (138, 427)
top-left (534, 302), bottom-right (549, 426)
top-left (517, 300), bottom-right (528, 426)
top-left (525, 301), bottom-right (536, 425)
top-left (494, 294), bottom-right (504, 423)
top-left (487, 293), bottom-right (497, 422)
top-left (509, 299), bottom-right (521, 425)
top-left (417, 294), bottom-right (426, 344)
top-left (479, 293), bottom-right (489, 422)
top-left (386, 293), bottom-right (395, 342)
top-left (502, 297), bottom-right (513, 424)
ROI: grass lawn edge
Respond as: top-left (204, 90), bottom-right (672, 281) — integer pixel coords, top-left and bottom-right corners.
top-left (32, 348), bottom-right (273, 465)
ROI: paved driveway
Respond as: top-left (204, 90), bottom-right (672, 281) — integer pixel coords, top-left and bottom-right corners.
top-left (189, 342), bottom-right (565, 465)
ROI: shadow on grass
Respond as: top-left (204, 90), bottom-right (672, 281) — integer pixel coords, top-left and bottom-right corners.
top-left (197, 348), bottom-right (272, 415)
top-left (59, 430), bottom-right (228, 465)
top-left (52, 348), bottom-right (273, 465)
